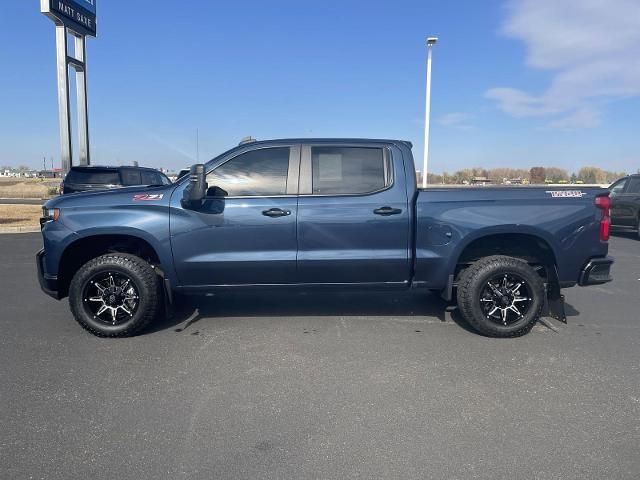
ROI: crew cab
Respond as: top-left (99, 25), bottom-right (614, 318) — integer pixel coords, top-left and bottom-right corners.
top-left (37, 139), bottom-right (613, 338)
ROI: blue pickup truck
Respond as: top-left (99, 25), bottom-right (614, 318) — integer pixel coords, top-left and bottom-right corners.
top-left (37, 139), bottom-right (613, 338)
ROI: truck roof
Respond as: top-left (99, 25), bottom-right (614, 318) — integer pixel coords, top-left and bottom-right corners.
top-left (234, 138), bottom-right (413, 148)
top-left (70, 165), bottom-right (161, 172)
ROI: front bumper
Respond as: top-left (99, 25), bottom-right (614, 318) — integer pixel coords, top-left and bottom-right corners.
top-left (578, 257), bottom-right (614, 286)
top-left (36, 249), bottom-right (60, 299)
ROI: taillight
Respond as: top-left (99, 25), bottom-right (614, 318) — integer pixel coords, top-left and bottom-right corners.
top-left (595, 194), bottom-right (611, 242)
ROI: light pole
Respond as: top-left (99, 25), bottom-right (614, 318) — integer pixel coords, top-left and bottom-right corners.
top-left (422, 36), bottom-right (438, 188)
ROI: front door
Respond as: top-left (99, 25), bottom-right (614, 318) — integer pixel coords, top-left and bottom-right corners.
top-left (170, 145), bottom-right (300, 286)
top-left (296, 144), bottom-right (411, 285)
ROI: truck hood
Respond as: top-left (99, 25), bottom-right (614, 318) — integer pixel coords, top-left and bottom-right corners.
top-left (44, 184), bottom-right (175, 209)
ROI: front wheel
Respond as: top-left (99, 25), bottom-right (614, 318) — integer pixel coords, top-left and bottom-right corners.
top-left (456, 255), bottom-right (545, 337)
top-left (69, 253), bottom-right (161, 337)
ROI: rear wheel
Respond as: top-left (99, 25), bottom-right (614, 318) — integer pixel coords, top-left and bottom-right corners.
top-left (69, 253), bottom-right (161, 337)
top-left (456, 255), bottom-right (545, 337)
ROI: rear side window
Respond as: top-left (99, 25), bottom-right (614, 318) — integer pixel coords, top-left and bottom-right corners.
top-left (65, 169), bottom-right (119, 185)
top-left (311, 147), bottom-right (390, 195)
top-left (626, 177), bottom-right (640, 194)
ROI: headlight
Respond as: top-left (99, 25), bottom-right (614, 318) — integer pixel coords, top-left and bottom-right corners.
top-left (40, 207), bottom-right (60, 225)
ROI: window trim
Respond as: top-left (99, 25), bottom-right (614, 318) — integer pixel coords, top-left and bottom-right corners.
top-left (299, 144), bottom-right (394, 197)
top-left (205, 145), bottom-right (301, 198)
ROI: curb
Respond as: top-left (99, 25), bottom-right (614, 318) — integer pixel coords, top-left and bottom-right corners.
top-left (0, 226), bottom-right (40, 234)
top-left (0, 198), bottom-right (48, 205)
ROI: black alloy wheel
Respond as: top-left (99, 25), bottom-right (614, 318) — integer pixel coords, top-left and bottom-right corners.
top-left (82, 271), bottom-right (140, 325)
top-left (479, 273), bottom-right (532, 326)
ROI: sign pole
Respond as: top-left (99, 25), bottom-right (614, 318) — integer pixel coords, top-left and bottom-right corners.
top-left (55, 24), bottom-right (73, 173)
top-left (42, 0), bottom-right (97, 173)
top-left (74, 34), bottom-right (90, 165)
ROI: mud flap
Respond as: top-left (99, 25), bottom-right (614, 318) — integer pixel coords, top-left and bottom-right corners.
top-left (153, 266), bottom-right (174, 319)
top-left (545, 266), bottom-right (567, 323)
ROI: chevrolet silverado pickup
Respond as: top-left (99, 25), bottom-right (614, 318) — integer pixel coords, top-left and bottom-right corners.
top-left (37, 139), bottom-right (613, 337)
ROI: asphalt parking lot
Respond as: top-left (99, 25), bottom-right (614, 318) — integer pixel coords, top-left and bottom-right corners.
top-left (1, 233), bottom-right (638, 479)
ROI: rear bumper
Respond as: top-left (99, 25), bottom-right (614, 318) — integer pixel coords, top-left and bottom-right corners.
top-left (578, 257), bottom-right (614, 286)
top-left (36, 249), bottom-right (60, 299)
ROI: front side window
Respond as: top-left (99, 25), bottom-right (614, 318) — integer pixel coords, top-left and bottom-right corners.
top-left (140, 171), bottom-right (167, 185)
top-left (609, 178), bottom-right (627, 195)
top-left (311, 147), bottom-right (390, 195)
top-left (206, 147), bottom-right (290, 196)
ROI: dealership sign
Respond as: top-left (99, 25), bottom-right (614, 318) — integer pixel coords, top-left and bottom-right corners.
top-left (40, 0), bottom-right (97, 173)
top-left (41, 0), bottom-right (97, 37)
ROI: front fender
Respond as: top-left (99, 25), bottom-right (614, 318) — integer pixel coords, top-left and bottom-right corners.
top-left (57, 204), bottom-right (176, 285)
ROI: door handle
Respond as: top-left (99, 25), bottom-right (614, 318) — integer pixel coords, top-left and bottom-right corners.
top-left (373, 206), bottom-right (402, 216)
top-left (262, 208), bottom-right (291, 217)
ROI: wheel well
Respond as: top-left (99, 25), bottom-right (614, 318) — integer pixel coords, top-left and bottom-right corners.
top-left (455, 234), bottom-right (557, 281)
top-left (57, 235), bottom-right (161, 298)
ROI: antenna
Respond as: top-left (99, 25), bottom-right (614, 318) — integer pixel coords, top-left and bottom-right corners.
top-left (196, 128), bottom-right (200, 162)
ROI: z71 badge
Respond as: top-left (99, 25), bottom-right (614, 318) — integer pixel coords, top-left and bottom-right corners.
top-left (545, 190), bottom-right (587, 198)
top-left (133, 194), bottom-right (164, 201)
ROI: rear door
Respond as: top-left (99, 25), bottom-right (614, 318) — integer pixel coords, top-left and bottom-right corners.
top-left (170, 145), bottom-right (300, 286)
top-left (296, 144), bottom-right (410, 285)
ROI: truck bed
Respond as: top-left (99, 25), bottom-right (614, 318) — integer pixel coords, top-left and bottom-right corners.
top-left (413, 186), bottom-right (610, 289)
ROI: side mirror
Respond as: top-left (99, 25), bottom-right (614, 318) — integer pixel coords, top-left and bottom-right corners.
top-left (206, 186), bottom-right (229, 198)
top-left (181, 164), bottom-right (207, 209)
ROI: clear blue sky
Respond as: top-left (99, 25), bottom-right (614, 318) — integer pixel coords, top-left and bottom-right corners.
top-left (0, 0), bottom-right (638, 173)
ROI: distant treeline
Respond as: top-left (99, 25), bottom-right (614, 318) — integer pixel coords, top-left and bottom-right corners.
top-left (1, 164), bottom-right (632, 185)
top-left (425, 166), bottom-right (630, 185)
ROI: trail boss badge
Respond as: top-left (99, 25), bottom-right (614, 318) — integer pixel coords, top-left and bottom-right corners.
top-left (545, 190), bottom-right (587, 198)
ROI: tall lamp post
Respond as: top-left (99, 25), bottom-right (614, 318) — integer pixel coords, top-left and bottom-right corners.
top-left (422, 36), bottom-right (438, 188)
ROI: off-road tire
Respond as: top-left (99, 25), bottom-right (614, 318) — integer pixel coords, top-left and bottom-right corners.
top-left (456, 255), bottom-right (545, 337)
top-left (69, 253), bottom-right (161, 337)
